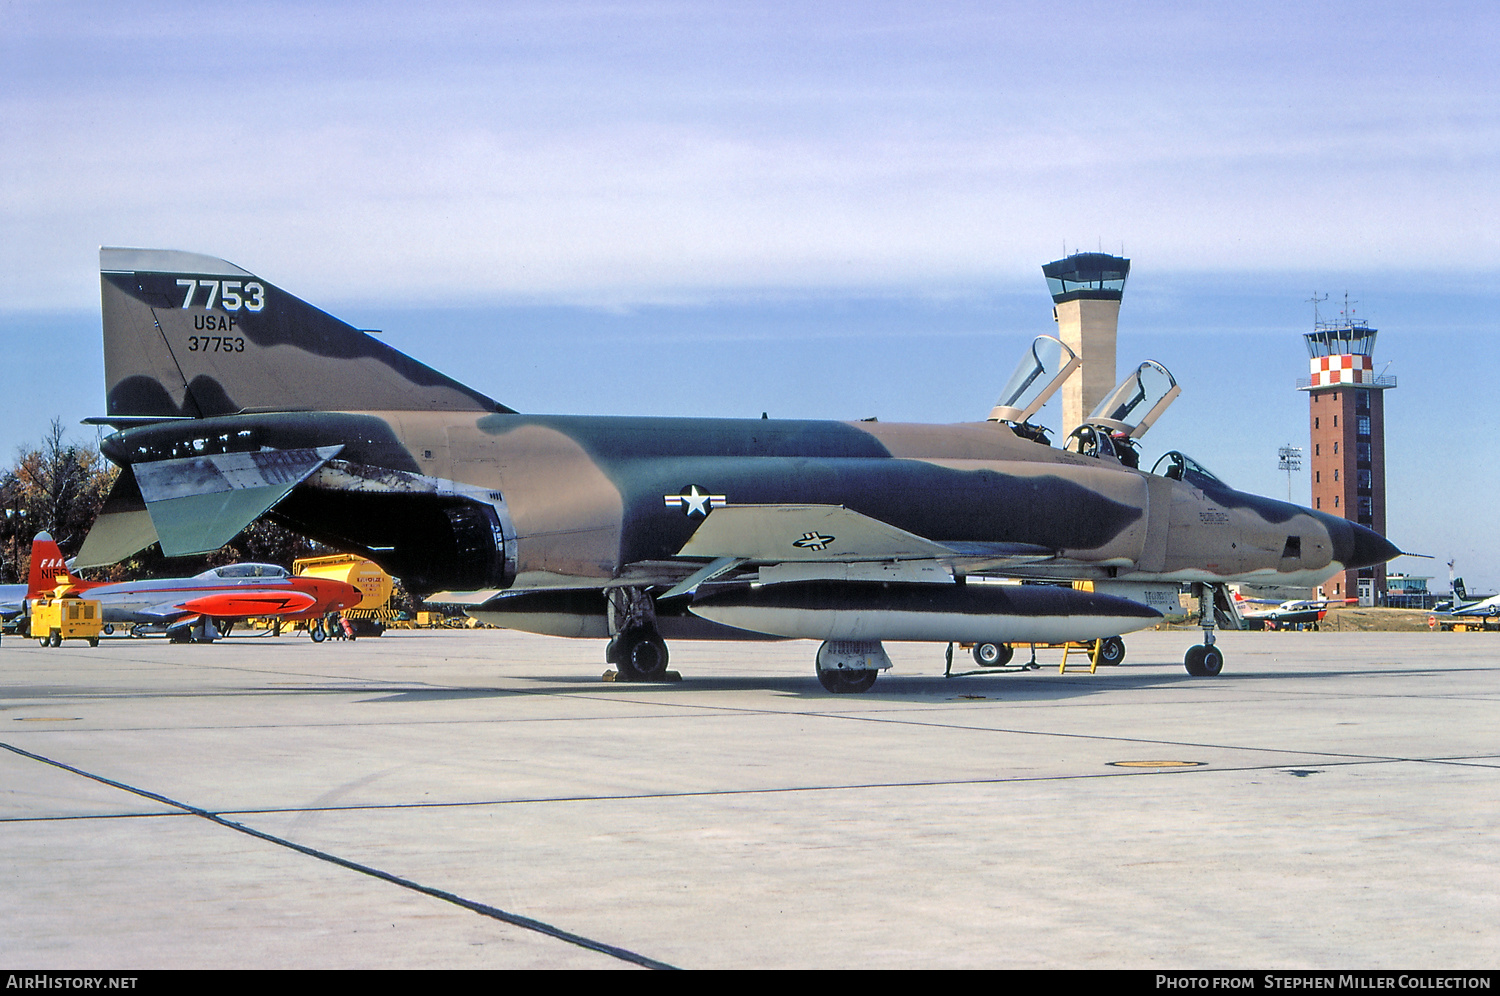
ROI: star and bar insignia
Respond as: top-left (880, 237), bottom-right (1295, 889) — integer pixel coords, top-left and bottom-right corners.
top-left (793, 532), bottom-right (835, 551)
top-left (664, 485), bottom-right (727, 517)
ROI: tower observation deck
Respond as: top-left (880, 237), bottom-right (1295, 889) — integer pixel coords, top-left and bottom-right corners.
top-left (1043, 252), bottom-right (1129, 434)
top-left (1297, 311), bottom-right (1395, 605)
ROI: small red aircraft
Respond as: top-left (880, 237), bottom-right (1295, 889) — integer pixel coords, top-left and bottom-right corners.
top-left (27, 533), bottom-right (362, 642)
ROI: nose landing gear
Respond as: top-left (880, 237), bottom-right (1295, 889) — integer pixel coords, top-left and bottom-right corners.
top-left (1184, 583), bottom-right (1228, 676)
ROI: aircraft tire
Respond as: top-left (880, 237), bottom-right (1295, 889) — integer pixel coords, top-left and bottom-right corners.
top-left (310, 624), bottom-right (326, 643)
top-left (972, 642), bottom-right (1014, 667)
top-left (615, 630), bottom-right (669, 681)
top-left (1184, 645), bottom-right (1207, 676)
top-left (1185, 644), bottom-right (1223, 676)
top-left (817, 667), bottom-right (879, 693)
top-left (1199, 645), bottom-right (1223, 676)
top-left (1096, 636), bottom-right (1126, 666)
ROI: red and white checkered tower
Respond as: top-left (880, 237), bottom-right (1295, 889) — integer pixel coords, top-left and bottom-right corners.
top-left (1298, 298), bottom-right (1395, 605)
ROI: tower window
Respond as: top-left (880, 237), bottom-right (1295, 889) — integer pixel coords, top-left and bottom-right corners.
top-left (1315, 417), bottom-right (1320, 429)
top-left (1358, 416), bottom-right (1371, 436)
top-left (1334, 415), bottom-right (1338, 427)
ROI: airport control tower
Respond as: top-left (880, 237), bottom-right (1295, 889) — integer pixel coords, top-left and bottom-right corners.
top-left (1043, 252), bottom-right (1129, 432)
top-left (1298, 305), bottom-right (1396, 605)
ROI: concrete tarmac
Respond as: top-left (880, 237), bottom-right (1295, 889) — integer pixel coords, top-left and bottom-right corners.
top-left (1, 628), bottom-right (1496, 969)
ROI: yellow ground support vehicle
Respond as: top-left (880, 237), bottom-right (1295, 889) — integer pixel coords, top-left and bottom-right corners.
top-left (293, 554), bottom-right (396, 636)
top-left (30, 596), bottom-right (104, 648)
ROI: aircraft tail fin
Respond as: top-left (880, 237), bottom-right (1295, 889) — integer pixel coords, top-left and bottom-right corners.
top-left (99, 248), bottom-right (512, 420)
top-left (1454, 577), bottom-right (1468, 603)
top-left (27, 532), bottom-right (96, 598)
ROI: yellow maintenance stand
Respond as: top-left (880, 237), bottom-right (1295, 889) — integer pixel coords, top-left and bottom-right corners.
top-left (293, 553), bottom-right (396, 636)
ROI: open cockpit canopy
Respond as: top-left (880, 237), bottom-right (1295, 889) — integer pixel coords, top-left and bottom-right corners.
top-left (1151, 451), bottom-right (1226, 490)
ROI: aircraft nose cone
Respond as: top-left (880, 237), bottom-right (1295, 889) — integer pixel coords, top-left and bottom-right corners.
top-left (1338, 519), bottom-right (1401, 569)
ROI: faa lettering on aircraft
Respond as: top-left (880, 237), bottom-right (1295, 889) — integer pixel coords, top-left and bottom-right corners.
top-left (78, 249), bottom-right (1399, 690)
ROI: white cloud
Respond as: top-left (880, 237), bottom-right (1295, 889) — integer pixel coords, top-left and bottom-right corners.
top-left (3, 1), bottom-right (1498, 307)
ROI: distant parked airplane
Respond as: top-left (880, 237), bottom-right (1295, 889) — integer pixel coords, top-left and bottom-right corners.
top-left (26, 533), bottom-right (360, 642)
top-left (1447, 578), bottom-right (1500, 617)
top-left (1234, 593), bottom-right (1355, 630)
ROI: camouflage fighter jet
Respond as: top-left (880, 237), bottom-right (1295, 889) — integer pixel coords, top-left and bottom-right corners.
top-left (77, 249), bottom-right (1400, 691)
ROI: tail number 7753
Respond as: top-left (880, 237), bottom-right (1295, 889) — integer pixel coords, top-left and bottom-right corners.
top-left (176, 279), bottom-right (266, 312)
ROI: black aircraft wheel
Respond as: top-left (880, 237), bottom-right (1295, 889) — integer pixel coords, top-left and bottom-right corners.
top-left (1200, 645), bottom-right (1224, 676)
top-left (1184, 645), bottom-right (1207, 676)
top-left (1185, 644), bottom-right (1224, 676)
top-left (604, 636), bottom-right (624, 666)
top-left (1096, 636), bottom-right (1126, 666)
top-left (817, 667), bottom-right (879, 694)
top-left (972, 642), bottom-right (1014, 667)
top-left (310, 623), bottom-right (326, 643)
top-left (616, 631), bottom-right (669, 681)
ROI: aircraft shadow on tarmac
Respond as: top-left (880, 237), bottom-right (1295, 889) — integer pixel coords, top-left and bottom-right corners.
top-left (351, 662), bottom-right (1474, 705)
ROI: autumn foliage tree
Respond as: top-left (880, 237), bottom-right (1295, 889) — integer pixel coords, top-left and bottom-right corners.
top-left (0, 420), bottom-right (116, 583)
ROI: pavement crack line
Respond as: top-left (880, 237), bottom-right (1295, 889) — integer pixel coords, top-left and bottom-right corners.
top-left (0, 741), bottom-right (677, 970)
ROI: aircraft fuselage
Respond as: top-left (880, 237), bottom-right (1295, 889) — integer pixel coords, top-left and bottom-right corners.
top-left (100, 409), bottom-right (1390, 597)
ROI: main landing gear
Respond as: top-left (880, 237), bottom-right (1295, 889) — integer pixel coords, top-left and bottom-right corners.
top-left (607, 628), bottom-right (671, 681)
top-left (1184, 582), bottom-right (1226, 676)
top-left (814, 641), bottom-right (890, 694)
top-left (604, 587), bottom-right (674, 682)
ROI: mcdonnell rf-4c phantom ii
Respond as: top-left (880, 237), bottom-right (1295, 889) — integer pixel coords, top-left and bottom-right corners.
top-left (77, 249), bottom-right (1400, 691)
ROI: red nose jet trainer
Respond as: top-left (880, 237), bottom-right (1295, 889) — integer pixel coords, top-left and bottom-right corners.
top-left (77, 249), bottom-right (1400, 689)
top-left (29, 533), bottom-right (361, 642)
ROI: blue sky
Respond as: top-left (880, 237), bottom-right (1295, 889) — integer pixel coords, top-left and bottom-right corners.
top-left (2, 1), bottom-right (1497, 590)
